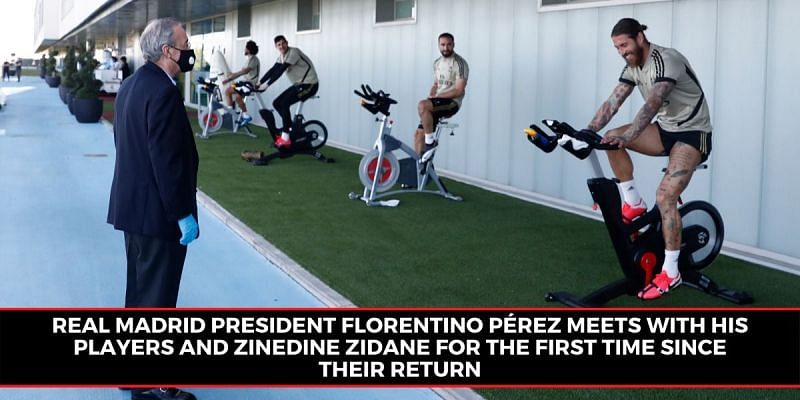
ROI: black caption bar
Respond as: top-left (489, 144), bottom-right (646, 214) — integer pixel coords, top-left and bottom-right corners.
top-left (0, 308), bottom-right (798, 387)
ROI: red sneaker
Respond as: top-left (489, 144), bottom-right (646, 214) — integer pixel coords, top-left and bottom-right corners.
top-left (638, 271), bottom-right (682, 300)
top-left (622, 200), bottom-right (647, 223)
top-left (275, 136), bottom-right (292, 149)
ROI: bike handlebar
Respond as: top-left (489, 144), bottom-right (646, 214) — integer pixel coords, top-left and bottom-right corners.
top-left (540, 120), bottom-right (618, 151)
top-left (524, 119), bottom-right (620, 161)
top-left (354, 84), bottom-right (397, 116)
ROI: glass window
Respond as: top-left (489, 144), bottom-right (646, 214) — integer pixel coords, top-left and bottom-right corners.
top-left (298, 0), bottom-right (321, 32)
top-left (395, 0), bottom-right (413, 19)
top-left (191, 19), bottom-right (212, 36)
top-left (238, 6), bottom-right (251, 38)
top-left (376, 0), bottom-right (415, 24)
top-left (213, 16), bottom-right (225, 33)
top-left (191, 17), bottom-right (225, 35)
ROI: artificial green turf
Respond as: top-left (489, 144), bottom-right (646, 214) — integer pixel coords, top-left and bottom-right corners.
top-left (190, 117), bottom-right (800, 400)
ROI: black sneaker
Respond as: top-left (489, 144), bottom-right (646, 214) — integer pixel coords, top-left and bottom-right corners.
top-left (132, 388), bottom-right (197, 400)
top-left (420, 140), bottom-right (438, 163)
top-left (424, 140), bottom-right (438, 153)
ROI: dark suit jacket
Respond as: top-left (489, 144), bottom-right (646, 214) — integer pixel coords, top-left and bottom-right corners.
top-left (107, 62), bottom-right (199, 241)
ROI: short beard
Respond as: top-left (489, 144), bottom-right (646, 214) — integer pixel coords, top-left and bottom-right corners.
top-left (626, 44), bottom-right (645, 66)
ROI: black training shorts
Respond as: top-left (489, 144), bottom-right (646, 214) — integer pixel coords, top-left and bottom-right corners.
top-left (657, 123), bottom-right (712, 163)
top-left (418, 98), bottom-right (460, 129)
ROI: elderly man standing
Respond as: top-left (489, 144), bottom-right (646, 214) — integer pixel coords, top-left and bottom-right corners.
top-left (107, 17), bottom-right (199, 400)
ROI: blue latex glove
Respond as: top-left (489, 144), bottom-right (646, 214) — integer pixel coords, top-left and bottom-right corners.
top-left (178, 215), bottom-right (199, 246)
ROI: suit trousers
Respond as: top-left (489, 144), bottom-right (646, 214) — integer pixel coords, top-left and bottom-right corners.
top-left (124, 232), bottom-right (188, 307)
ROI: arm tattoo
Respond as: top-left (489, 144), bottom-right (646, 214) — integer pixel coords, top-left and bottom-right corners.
top-left (620, 81), bottom-right (674, 142)
top-left (588, 83), bottom-right (633, 131)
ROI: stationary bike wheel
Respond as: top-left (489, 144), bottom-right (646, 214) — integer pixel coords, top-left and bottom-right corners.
top-left (303, 120), bottom-right (328, 150)
top-left (358, 149), bottom-right (399, 193)
top-left (679, 201), bottom-right (725, 271)
top-left (198, 109), bottom-right (222, 133)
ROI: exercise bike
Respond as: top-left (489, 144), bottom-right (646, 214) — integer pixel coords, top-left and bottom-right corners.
top-left (348, 84), bottom-right (462, 207)
top-left (237, 82), bottom-right (332, 166)
top-left (195, 76), bottom-right (257, 139)
top-left (525, 119), bottom-right (753, 307)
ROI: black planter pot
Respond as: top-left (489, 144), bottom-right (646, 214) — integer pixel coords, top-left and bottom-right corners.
top-left (58, 85), bottom-right (69, 104)
top-left (67, 91), bottom-right (75, 115)
top-left (45, 76), bottom-right (61, 88)
top-left (73, 97), bottom-right (103, 123)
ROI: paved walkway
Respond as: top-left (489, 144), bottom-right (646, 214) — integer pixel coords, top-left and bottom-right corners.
top-left (0, 76), bottom-right (442, 400)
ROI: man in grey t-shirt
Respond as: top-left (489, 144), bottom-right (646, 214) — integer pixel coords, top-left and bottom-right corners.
top-left (258, 35), bottom-right (319, 149)
top-left (223, 40), bottom-right (261, 126)
top-left (586, 18), bottom-right (713, 300)
top-left (415, 33), bottom-right (469, 159)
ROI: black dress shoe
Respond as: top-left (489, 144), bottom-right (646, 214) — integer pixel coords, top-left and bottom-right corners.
top-left (131, 388), bottom-right (197, 400)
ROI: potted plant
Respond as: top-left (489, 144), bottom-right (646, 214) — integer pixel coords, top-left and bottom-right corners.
top-left (72, 40), bottom-right (103, 123)
top-left (59, 46), bottom-right (78, 105)
top-left (45, 48), bottom-right (60, 88)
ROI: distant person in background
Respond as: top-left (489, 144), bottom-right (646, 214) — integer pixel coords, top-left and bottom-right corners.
top-left (412, 32), bottom-right (469, 160)
top-left (39, 54), bottom-right (46, 77)
top-left (2, 61), bottom-right (9, 81)
top-left (120, 56), bottom-right (131, 80)
top-left (111, 56), bottom-right (124, 80)
top-left (258, 35), bottom-right (319, 149)
top-left (222, 40), bottom-right (260, 127)
top-left (15, 60), bottom-right (22, 82)
top-left (100, 50), bottom-right (114, 70)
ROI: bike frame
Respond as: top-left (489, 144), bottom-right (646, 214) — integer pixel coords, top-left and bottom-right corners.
top-left (196, 80), bottom-right (256, 139)
top-left (357, 113), bottom-right (461, 206)
top-left (252, 93), bottom-right (319, 137)
top-left (534, 119), bottom-right (751, 306)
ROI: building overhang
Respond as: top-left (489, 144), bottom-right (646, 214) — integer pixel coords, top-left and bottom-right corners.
top-left (51, 0), bottom-right (277, 49)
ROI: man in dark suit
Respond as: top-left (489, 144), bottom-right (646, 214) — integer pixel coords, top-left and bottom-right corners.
top-left (107, 17), bottom-right (199, 400)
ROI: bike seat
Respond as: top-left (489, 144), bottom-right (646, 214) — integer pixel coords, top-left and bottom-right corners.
top-left (437, 118), bottom-right (459, 129)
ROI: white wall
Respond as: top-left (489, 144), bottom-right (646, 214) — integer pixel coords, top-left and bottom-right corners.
top-left (243, 0), bottom-right (799, 264)
top-left (34, 0), bottom-right (61, 51)
top-left (58, 0), bottom-right (109, 38)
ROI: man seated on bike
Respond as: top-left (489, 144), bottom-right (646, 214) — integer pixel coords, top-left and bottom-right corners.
top-left (258, 35), bottom-right (319, 149)
top-left (586, 18), bottom-right (712, 300)
top-left (415, 33), bottom-right (469, 160)
top-left (222, 40), bottom-right (261, 127)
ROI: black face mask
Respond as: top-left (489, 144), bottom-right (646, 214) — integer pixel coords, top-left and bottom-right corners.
top-left (170, 46), bottom-right (195, 72)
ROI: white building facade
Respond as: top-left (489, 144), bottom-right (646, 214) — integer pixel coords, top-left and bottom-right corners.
top-left (36, 0), bottom-right (800, 273)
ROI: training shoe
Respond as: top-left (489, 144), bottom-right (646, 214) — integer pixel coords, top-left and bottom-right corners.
top-left (237, 114), bottom-right (253, 127)
top-left (637, 271), bottom-right (682, 300)
top-left (622, 200), bottom-right (647, 223)
top-left (275, 136), bottom-right (292, 149)
top-left (420, 140), bottom-right (438, 164)
top-left (131, 388), bottom-right (196, 400)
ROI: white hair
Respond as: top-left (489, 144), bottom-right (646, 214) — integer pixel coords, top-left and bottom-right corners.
top-left (140, 18), bottom-right (183, 63)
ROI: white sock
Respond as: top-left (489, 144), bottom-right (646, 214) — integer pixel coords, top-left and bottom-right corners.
top-left (662, 250), bottom-right (680, 278)
top-left (424, 133), bottom-right (435, 145)
top-left (619, 180), bottom-right (643, 206)
top-left (281, 132), bottom-right (291, 141)
top-left (241, 112), bottom-right (249, 118)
